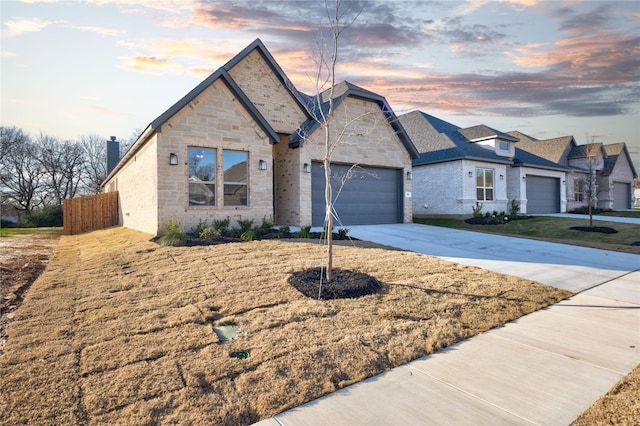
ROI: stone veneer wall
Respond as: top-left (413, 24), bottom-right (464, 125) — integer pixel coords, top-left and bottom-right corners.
top-left (104, 134), bottom-right (159, 235)
top-left (295, 97), bottom-right (413, 226)
top-left (155, 79), bottom-right (274, 234)
top-left (227, 50), bottom-right (307, 134)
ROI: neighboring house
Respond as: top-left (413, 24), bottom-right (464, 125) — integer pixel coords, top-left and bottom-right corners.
top-left (600, 143), bottom-right (638, 209)
top-left (511, 132), bottom-right (637, 210)
top-left (1, 193), bottom-right (21, 223)
top-left (399, 111), bottom-right (568, 217)
top-left (102, 39), bottom-right (418, 235)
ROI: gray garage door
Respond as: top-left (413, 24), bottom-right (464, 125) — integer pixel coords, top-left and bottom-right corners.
top-left (613, 182), bottom-right (631, 210)
top-left (526, 175), bottom-right (560, 214)
top-left (311, 162), bottom-right (402, 227)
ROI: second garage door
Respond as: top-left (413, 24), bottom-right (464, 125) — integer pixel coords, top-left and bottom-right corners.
top-left (526, 175), bottom-right (560, 214)
top-left (311, 162), bottom-right (402, 227)
top-left (613, 182), bottom-right (631, 210)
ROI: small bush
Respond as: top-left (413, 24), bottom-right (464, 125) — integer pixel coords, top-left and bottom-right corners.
top-left (158, 218), bottom-right (186, 246)
top-left (337, 228), bottom-right (350, 238)
top-left (192, 219), bottom-right (209, 237)
top-left (237, 219), bottom-right (254, 233)
top-left (240, 230), bottom-right (254, 241)
top-left (472, 203), bottom-right (484, 219)
top-left (294, 225), bottom-right (312, 238)
top-left (213, 217), bottom-right (230, 233)
top-left (508, 200), bottom-right (520, 218)
top-left (259, 216), bottom-right (275, 232)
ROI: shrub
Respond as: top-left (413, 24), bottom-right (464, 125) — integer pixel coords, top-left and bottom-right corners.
top-left (17, 205), bottom-right (63, 227)
top-left (192, 219), bottom-right (209, 237)
top-left (294, 225), bottom-right (312, 238)
top-left (508, 200), bottom-right (520, 218)
top-left (240, 230), bottom-right (254, 241)
top-left (213, 217), bottom-right (230, 234)
top-left (337, 228), bottom-right (350, 238)
top-left (237, 219), bottom-right (254, 233)
top-left (259, 216), bottom-right (275, 232)
top-left (158, 218), bottom-right (186, 247)
top-left (472, 203), bottom-right (484, 219)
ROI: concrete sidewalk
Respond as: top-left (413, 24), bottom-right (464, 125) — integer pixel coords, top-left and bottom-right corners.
top-left (256, 224), bottom-right (640, 425)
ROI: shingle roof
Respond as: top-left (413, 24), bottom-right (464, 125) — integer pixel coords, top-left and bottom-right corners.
top-left (568, 143), bottom-right (603, 159)
top-left (398, 112), bottom-right (513, 167)
top-left (507, 130), bottom-right (538, 141)
top-left (514, 136), bottom-right (575, 164)
top-left (512, 148), bottom-right (571, 171)
top-left (459, 125), bottom-right (518, 143)
top-left (289, 81), bottom-right (419, 159)
top-left (400, 111), bottom-right (568, 171)
top-left (601, 143), bottom-right (638, 178)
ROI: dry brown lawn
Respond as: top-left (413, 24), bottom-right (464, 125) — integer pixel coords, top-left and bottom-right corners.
top-left (572, 364), bottom-right (640, 425)
top-left (0, 227), bottom-right (572, 425)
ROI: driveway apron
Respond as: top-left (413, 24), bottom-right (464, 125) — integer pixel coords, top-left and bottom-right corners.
top-left (255, 223), bottom-right (640, 426)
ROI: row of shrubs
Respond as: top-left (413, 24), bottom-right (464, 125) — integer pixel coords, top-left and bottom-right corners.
top-left (158, 217), bottom-right (350, 247)
top-left (465, 200), bottom-right (530, 225)
top-left (1, 205), bottom-right (63, 228)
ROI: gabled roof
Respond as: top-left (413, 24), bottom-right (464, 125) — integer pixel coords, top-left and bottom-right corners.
top-left (223, 38), bottom-right (309, 115)
top-left (513, 135), bottom-right (576, 164)
top-left (568, 142), bottom-right (605, 160)
top-left (507, 130), bottom-right (538, 142)
top-left (289, 81), bottom-right (419, 159)
top-left (512, 148), bottom-right (571, 172)
top-left (150, 68), bottom-right (279, 144)
top-left (459, 125), bottom-right (518, 143)
top-left (400, 111), bottom-right (568, 171)
top-left (399, 111), bottom-right (513, 167)
top-left (601, 143), bottom-right (638, 178)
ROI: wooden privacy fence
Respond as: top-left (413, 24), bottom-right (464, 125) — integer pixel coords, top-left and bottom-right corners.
top-left (63, 192), bottom-right (119, 235)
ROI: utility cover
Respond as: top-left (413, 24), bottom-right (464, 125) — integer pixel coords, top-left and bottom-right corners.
top-left (213, 325), bottom-right (239, 342)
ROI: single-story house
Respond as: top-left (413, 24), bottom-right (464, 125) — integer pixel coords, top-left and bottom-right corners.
top-left (399, 111), bottom-right (569, 217)
top-left (103, 39), bottom-right (418, 235)
top-left (510, 132), bottom-right (637, 210)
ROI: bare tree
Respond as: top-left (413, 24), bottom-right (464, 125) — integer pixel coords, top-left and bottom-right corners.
top-left (34, 133), bottom-right (86, 205)
top-left (298, 0), bottom-right (363, 284)
top-left (79, 134), bottom-right (107, 195)
top-left (0, 126), bottom-right (45, 214)
top-left (581, 137), bottom-right (602, 228)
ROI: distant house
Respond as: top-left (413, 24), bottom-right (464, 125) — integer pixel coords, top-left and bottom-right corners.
top-left (399, 111), bottom-right (569, 217)
top-left (102, 39), bottom-right (417, 235)
top-left (511, 133), bottom-right (637, 210)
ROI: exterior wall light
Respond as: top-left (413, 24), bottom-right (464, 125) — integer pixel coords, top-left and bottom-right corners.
top-left (406, 171), bottom-right (412, 180)
top-left (259, 159), bottom-right (267, 170)
top-left (169, 153), bottom-right (178, 165)
top-left (522, 176), bottom-right (526, 181)
top-left (468, 171), bottom-right (473, 177)
top-left (499, 174), bottom-right (504, 180)
top-left (303, 163), bottom-right (311, 173)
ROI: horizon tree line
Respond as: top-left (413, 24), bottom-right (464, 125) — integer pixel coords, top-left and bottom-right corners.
top-left (0, 125), bottom-right (137, 218)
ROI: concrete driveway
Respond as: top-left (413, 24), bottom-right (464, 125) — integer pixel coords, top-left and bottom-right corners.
top-left (256, 223), bottom-right (640, 426)
top-left (348, 223), bottom-right (640, 297)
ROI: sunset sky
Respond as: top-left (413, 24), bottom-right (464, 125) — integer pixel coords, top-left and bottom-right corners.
top-left (1, 0), bottom-right (639, 169)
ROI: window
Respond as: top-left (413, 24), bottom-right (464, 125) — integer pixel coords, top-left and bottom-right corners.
top-left (574, 178), bottom-right (584, 202)
top-left (476, 168), bottom-right (494, 201)
top-left (498, 141), bottom-right (510, 151)
top-left (188, 147), bottom-right (216, 206)
top-left (223, 150), bottom-right (248, 206)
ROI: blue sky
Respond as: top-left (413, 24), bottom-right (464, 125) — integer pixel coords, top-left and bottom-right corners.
top-left (1, 0), bottom-right (639, 169)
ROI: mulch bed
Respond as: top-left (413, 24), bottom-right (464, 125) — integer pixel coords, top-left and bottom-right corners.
top-left (464, 216), bottom-right (533, 225)
top-left (570, 226), bottom-right (618, 234)
top-left (289, 267), bottom-right (384, 300)
top-left (183, 231), bottom-right (356, 246)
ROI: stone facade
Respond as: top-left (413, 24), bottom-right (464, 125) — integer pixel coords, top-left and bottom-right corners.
top-left (295, 97), bottom-right (413, 225)
top-left (103, 39), bottom-right (415, 235)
